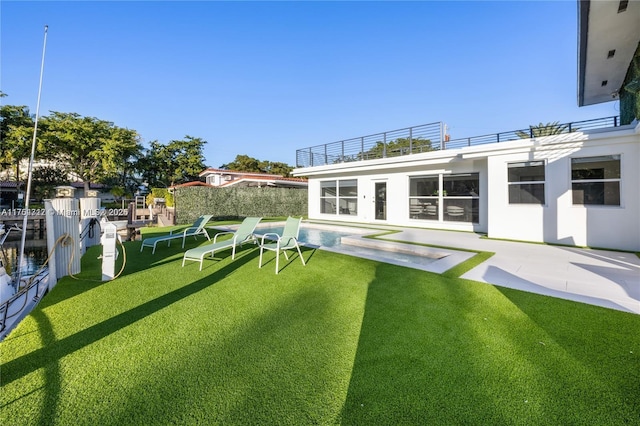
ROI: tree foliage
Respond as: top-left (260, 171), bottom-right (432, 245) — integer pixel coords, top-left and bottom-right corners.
top-left (141, 136), bottom-right (207, 187)
top-left (1, 95), bottom-right (290, 193)
top-left (221, 154), bottom-right (260, 173)
top-left (41, 112), bottom-right (142, 192)
top-left (360, 137), bottom-right (434, 161)
top-left (260, 161), bottom-right (294, 176)
top-left (30, 165), bottom-right (69, 199)
top-left (221, 154), bottom-right (294, 177)
top-left (0, 104), bottom-right (37, 180)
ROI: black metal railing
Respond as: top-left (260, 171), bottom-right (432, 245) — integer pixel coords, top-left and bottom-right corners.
top-left (295, 116), bottom-right (621, 168)
top-left (443, 116), bottom-right (620, 150)
top-left (296, 122), bottom-right (444, 168)
top-left (0, 270), bottom-right (48, 335)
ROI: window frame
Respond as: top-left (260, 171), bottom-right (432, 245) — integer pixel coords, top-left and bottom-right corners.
top-left (338, 179), bottom-right (358, 216)
top-left (442, 173), bottom-right (480, 223)
top-left (571, 155), bottom-right (621, 206)
top-left (408, 175), bottom-right (439, 220)
top-left (507, 160), bottom-right (546, 205)
top-left (408, 173), bottom-right (479, 223)
top-left (320, 180), bottom-right (337, 214)
top-left (320, 179), bottom-right (358, 215)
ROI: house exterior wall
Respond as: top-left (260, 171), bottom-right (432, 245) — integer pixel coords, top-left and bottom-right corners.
top-left (297, 123), bottom-right (640, 251)
top-left (306, 156), bottom-right (489, 232)
top-left (486, 125), bottom-right (640, 250)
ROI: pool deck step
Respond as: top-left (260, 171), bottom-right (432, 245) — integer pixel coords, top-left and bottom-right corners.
top-left (340, 235), bottom-right (449, 259)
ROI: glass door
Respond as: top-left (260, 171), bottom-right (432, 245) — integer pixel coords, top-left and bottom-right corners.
top-left (375, 182), bottom-right (387, 220)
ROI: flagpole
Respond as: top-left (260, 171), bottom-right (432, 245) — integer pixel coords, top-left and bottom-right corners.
top-left (16, 25), bottom-right (48, 288)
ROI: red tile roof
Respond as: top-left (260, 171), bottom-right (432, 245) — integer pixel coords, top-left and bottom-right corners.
top-left (198, 168), bottom-right (307, 188)
top-left (169, 181), bottom-right (214, 189)
top-left (199, 168), bottom-right (283, 178)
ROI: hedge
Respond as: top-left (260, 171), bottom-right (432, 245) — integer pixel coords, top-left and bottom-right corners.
top-left (173, 186), bottom-right (308, 224)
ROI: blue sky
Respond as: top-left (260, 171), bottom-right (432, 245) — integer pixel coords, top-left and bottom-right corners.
top-left (1, 1), bottom-right (619, 169)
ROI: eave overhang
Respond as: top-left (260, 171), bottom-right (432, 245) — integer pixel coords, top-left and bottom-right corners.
top-left (578, 0), bottom-right (640, 106)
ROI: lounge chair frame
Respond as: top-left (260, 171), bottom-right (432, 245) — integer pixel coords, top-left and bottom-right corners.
top-left (258, 217), bottom-right (306, 274)
top-left (140, 215), bottom-right (213, 254)
top-left (182, 217), bottom-right (262, 270)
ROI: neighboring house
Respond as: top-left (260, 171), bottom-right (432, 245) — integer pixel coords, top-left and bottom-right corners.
top-left (0, 181), bottom-right (20, 208)
top-left (292, 0), bottom-right (640, 251)
top-left (199, 168), bottom-right (308, 189)
top-left (170, 181), bottom-right (214, 190)
top-left (0, 181), bottom-right (115, 206)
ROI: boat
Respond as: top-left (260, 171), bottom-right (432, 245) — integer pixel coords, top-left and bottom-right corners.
top-left (0, 26), bottom-right (51, 340)
top-left (0, 222), bottom-right (50, 338)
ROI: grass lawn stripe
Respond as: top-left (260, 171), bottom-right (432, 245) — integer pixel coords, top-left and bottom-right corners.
top-left (1, 232), bottom-right (638, 425)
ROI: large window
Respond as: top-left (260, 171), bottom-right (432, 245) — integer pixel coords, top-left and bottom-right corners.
top-left (338, 179), bottom-right (358, 215)
top-left (409, 173), bottom-right (479, 223)
top-left (571, 155), bottom-right (620, 206)
top-left (508, 161), bottom-right (545, 204)
top-left (443, 174), bottom-right (479, 223)
top-left (320, 180), bottom-right (358, 215)
top-left (408, 176), bottom-right (439, 219)
top-left (320, 181), bottom-right (336, 214)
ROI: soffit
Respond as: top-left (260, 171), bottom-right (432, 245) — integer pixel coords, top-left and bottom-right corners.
top-left (578, 0), bottom-right (640, 106)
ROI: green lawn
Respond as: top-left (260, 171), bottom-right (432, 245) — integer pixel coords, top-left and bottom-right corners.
top-left (1, 226), bottom-right (639, 425)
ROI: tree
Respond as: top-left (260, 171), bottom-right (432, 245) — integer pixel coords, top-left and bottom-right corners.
top-left (141, 136), bottom-right (207, 187)
top-left (221, 155), bottom-right (261, 173)
top-left (516, 121), bottom-right (573, 139)
top-left (0, 104), bottom-right (36, 181)
top-left (168, 136), bottom-right (207, 185)
top-left (221, 155), bottom-right (294, 177)
top-left (260, 161), bottom-right (293, 177)
top-left (31, 165), bottom-right (68, 200)
top-left (360, 137), bottom-right (433, 161)
top-left (41, 111), bottom-right (142, 192)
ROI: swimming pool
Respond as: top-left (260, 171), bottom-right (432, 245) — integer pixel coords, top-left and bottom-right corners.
top-left (253, 224), bottom-right (446, 269)
top-left (255, 226), bottom-right (355, 248)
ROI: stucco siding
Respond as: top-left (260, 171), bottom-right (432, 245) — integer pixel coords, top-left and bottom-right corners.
top-left (483, 126), bottom-right (639, 250)
top-left (300, 123), bottom-right (640, 251)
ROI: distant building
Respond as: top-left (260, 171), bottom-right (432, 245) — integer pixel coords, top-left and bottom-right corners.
top-left (199, 168), bottom-right (307, 189)
top-left (0, 181), bottom-right (20, 208)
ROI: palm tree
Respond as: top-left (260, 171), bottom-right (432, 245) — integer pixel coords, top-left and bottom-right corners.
top-left (516, 121), bottom-right (575, 139)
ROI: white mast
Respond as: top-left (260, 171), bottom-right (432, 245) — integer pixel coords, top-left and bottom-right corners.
top-left (16, 25), bottom-right (48, 287)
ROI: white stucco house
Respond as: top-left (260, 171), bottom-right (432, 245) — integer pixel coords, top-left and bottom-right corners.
top-left (199, 168), bottom-right (307, 189)
top-left (293, 0), bottom-right (640, 251)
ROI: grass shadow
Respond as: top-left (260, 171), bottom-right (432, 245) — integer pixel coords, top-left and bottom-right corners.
top-left (1, 249), bottom-right (260, 387)
top-left (493, 273), bottom-right (640, 422)
top-left (1, 247), bottom-right (360, 424)
top-left (341, 262), bottom-right (640, 424)
top-left (340, 265), bottom-right (507, 424)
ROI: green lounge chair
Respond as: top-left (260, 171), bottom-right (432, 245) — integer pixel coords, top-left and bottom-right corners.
top-left (182, 217), bottom-right (262, 270)
top-left (140, 215), bottom-right (213, 254)
top-left (258, 217), bottom-right (306, 274)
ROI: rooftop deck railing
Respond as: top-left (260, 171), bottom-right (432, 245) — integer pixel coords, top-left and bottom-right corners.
top-left (295, 116), bottom-right (620, 168)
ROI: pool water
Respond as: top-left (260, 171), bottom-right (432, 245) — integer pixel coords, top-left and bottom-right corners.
top-left (255, 226), bottom-right (352, 248)
top-left (254, 225), bottom-right (439, 268)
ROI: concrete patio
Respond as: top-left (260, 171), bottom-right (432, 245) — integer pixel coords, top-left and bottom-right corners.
top-left (374, 227), bottom-right (640, 315)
